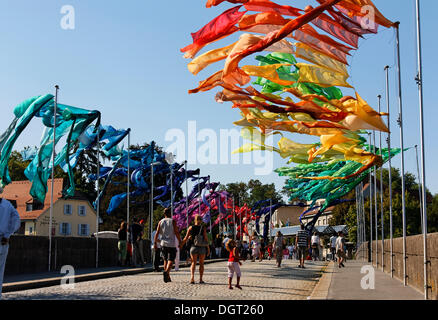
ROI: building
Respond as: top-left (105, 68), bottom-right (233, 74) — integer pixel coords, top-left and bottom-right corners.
top-left (271, 204), bottom-right (305, 227)
top-left (2, 179), bottom-right (97, 237)
top-left (300, 205), bottom-right (335, 227)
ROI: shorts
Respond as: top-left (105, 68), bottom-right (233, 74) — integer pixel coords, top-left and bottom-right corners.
top-left (337, 250), bottom-right (346, 259)
top-left (227, 261), bottom-right (241, 278)
top-left (190, 246), bottom-right (207, 256)
top-left (297, 246), bottom-right (307, 260)
top-left (162, 246), bottom-right (177, 262)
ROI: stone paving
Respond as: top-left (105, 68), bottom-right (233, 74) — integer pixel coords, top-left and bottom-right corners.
top-left (2, 259), bottom-right (327, 300)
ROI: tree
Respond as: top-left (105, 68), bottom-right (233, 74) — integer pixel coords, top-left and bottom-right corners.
top-left (219, 179), bottom-right (282, 208)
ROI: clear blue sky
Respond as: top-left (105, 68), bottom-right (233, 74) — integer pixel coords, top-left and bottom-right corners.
top-left (0, 0), bottom-right (437, 198)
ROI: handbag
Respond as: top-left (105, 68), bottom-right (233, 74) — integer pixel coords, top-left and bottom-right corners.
top-left (193, 226), bottom-right (209, 247)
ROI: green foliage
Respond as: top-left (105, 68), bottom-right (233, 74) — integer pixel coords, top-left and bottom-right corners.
top-left (219, 179), bottom-right (282, 207)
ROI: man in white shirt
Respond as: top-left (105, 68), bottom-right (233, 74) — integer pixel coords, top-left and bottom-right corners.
top-left (0, 187), bottom-right (21, 299)
top-left (329, 233), bottom-right (337, 262)
top-left (311, 232), bottom-right (320, 261)
top-left (335, 232), bottom-right (346, 268)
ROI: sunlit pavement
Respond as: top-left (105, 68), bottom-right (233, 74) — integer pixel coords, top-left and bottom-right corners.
top-left (2, 259), bottom-right (327, 300)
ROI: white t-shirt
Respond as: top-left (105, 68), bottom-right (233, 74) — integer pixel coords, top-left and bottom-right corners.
top-left (311, 235), bottom-right (320, 245)
top-left (335, 236), bottom-right (345, 252)
top-left (330, 236), bottom-right (337, 248)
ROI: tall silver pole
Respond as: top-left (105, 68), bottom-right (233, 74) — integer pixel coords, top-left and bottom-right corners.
top-left (233, 198), bottom-right (236, 241)
top-left (415, 0), bottom-right (429, 300)
top-left (384, 65), bottom-right (393, 277)
top-left (184, 161), bottom-right (189, 229)
top-left (48, 85), bottom-right (59, 272)
top-left (415, 145), bottom-right (424, 231)
top-left (127, 131), bottom-right (130, 231)
top-left (368, 132), bottom-right (373, 264)
top-left (360, 182), bottom-right (365, 259)
top-left (150, 164), bottom-right (154, 241)
top-left (198, 171), bottom-right (201, 216)
top-left (378, 94), bottom-right (384, 272)
top-left (95, 125), bottom-right (101, 268)
top-left (374, 96), bottom-right (380, 268)
top-left (395, 23), bottom-right (408, 285)
top-left (208, 175), bottom-right (212, 235)
top-left (170, 165), bottom-right (174, 217)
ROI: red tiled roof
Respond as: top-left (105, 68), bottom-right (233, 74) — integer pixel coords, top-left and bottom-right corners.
top-left (2, 179), bottom-right (64, 220)
top-left (302, 206), bottom-right (335, 217)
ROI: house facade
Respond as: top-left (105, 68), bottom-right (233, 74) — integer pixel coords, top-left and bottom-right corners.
top-left (3, 179), bottom-right (97, 237)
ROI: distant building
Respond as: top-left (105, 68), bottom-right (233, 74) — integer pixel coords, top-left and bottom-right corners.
top-left (300, 205), bottom-right (335, 227)
top-left (2, 179), bottom-right (97, 237)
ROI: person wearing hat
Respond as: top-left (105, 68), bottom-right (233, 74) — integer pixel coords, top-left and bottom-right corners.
top-left (0, 187), bottom-right (21, 299)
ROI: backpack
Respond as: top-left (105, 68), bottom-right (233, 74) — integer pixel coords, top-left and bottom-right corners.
top-left (193, 226), bottom-right (209, 247)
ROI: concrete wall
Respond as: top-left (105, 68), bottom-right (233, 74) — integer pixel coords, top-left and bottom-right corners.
top-left (4, 235), bottom-right (152, 276)
top-left (356, 232), bottom-right (438, 300)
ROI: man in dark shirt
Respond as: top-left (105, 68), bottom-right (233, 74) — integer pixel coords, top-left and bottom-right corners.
top-left (130, 218), bottom-right (144, 267)
top-left (295, 224), bottom-right (310, 269)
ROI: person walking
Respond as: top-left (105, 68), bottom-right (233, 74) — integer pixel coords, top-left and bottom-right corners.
top-left (311, 232), bottom-right (320, 261)
top-left (295, 224), bottom-right (310, 269)
top-left (329, 233), bottom-right (337, 262)
top-left (225, 239), bottom-right (242, 290)
top-left (214, 234), bottom-right (222, 258)
top-left (152, 230), bottom-right (162, 272)
top-left (117, 221), bottom-right (128, 267)
top-left (0, 188), bottom-right (21, 299)
top-left (250, 235), bottom-right (260, 262)
top-left (181, 215), bottom-right (210, 284)
top-left (336, 231), bottom-right (346, 268)
top-left (154, 208), bottom-right (182, 283)
top-left (273, 231), bottom-right (285, 267)
top-left (130, 218), bottom-right (145, 267)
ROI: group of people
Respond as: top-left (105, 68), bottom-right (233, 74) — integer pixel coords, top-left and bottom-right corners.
top-left (153, 208), bottom-right (242, 289)
top-left (117, 218), bottom-right (146, 268)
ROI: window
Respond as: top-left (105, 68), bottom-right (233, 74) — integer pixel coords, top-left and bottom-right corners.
top-left (78, 205), bottom-right (86, 216)
top-left (64, 204), bottom-right (72, 215)
top-left (26, 203), bottom-right (33, 212)
top-left (60, 223), bottom-right (71, 236)
top-left (29, 227), bottom-right (33, 234)
top-left (78, 224), bottom-right (89, 236)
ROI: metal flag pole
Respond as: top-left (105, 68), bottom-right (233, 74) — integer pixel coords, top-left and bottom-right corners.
top-left (374, 96), bottom-right (380, 268)
top-left (368, 132), bottom-right (373, 264)
top-left (197, 171), bottom-right (201, 216)
top-left (373, 129), bottom-right (378, 267)
top-left (233, 197), bottom-right (236, 241)
top-left (184, 161), bottom-right (189, 229)
top-left (48, 85), bottom-right (59, 272)
top-left (395, 22), bottom-right (408, 285)
top-left (415, 0), bottom-right (429, 300)
top-left (150, 162), bottom-right (157, 243)
top-left (127, 130), bottom-right (130, 234)
top-left (360, 182), bottom-right (365, 259)
top-left (385, 65), bottom-right (394, 277)
top-left (225, 195), bottom-right (229, 235)
top-left (269, 199), bottom-right (272, 241)
top-left (170, 165), bottom-right (174, 217)
top-left (95, 125), bottom-right (101, 268)
top-left (415, 145), bottom-right (424, 231)
top-left (378, 94), bottom-right (384, 272)
top-left (355, 186), bottom-right (359, 253)
top-left (208, 176), bottom-right (212, 235)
